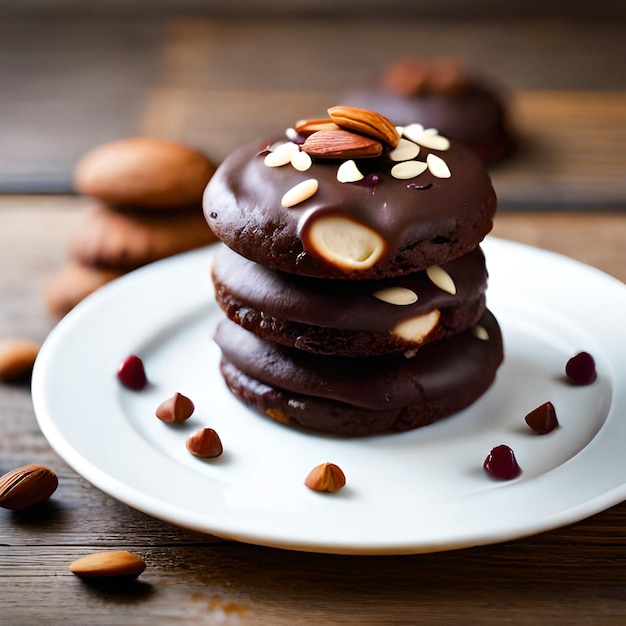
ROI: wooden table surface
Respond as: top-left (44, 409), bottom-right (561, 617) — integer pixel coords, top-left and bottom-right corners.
top-left (1, 14), bottom-right (626, 625)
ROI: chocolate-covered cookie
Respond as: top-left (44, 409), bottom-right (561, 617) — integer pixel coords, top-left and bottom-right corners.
top-left (342, 58), bottom-right (516, 164)
top-left (214, 310), bottom-right (504, 437)
top-left (203, 106), bottom-right (497, 280)
top-left (212, 244), bottom-right (488, 356)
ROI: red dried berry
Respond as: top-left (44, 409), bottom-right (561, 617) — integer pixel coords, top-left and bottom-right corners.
top-left (565, 352), bottom-right (597, 385)
top-left (483, 445), bottom-right (521, 480)
top-left (117, 355), bottom-right (148, 390)
top-left (525, 401), bottom-right (559, 435)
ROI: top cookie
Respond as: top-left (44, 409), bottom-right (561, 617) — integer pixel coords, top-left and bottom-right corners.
top-left (203, 106), bottom-right (497, 280)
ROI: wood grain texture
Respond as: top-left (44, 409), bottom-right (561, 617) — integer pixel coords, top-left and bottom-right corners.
top-left (1, 197), bottom-right (625, 623)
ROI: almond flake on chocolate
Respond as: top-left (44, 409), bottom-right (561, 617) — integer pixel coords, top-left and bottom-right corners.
top-left (402, 123), bottom-right (425, 143)
top-left (281, 178), bottom-right (319, 207)
top-left (426, 153), bottom-right (451, 178)
top-left (391, 160), bottom-right (428, 180)
top-left (291, 150), bottom-right (312, 172)
top-left (389, 138), bottom-right (421, 162)
top-left (264, 141), bottom-right (300, 167)
top-left (472, 325), bottom-right (489, 341)
top-left (392, 310), bottom-right (440, 342)
top-left (418, 133), bottom-right (451, 151)
top-left (426, 265), bottom-right (456, 294)
top-left (337, 159), bottom-right (364, 183)
top-left (373, 286), bottom-right (418, 305)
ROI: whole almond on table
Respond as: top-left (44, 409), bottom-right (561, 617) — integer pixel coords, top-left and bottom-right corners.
top-left (70, 550), bottom-right (146, 579)
top-left (0, 464), bottom-right (58, 510)
top-left (0, 338), bottom-right (40, 382)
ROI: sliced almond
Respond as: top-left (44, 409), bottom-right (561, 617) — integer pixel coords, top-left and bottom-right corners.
top-left (389, 138), bottom-right (420, 162)
top-left (390, 160), bottom-right (428, 180)
top-left (392, 310), bottom-right (440, 342)
top-left (472, 325), bottom-right (490, 341)
top-left (336, 159), bottom-right (364, 183)
top-left (290, 150), bottom-right (312, 172)
top-left (301, 130), bottom-right (382, 159)
top-left (402, 123), bottom-right (425, 143)
top-left (328, 106), bottom-right (400, 147)
top-left (419, 133), bottom-right (451, 151)
top-left (301, 213), bottom-right (386, 272)
top-left (426, 153), bottom-right (451, 178)
top-left (426, 265), bottom-right (456, 294)
top-left (281, 179), bottom-right (319, 208)
top-left (373, 286), bottom-right (418, 305)
top-left (264, 142), bottom-right (300, 167)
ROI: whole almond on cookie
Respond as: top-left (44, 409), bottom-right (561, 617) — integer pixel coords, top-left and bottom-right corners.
top-left (0, 464), bottom-right (58, 510)
top-left (328, 106), bottom-right (400, 148)
top-left (70, 550), bottom-right (146, 579)
top-left (74, 138), bottom-right (216, 209)
top-left (302, 130), bottom-right (382, 159)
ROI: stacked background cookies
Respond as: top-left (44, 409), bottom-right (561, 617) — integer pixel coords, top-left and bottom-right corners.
top-left (44, 138), bottom-right (218, 317)
top-left (204, 106), bottom-right (504, 437)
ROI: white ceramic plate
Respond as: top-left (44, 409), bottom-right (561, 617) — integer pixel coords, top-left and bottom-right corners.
top-left (32, 238), bottom-right (626, 555)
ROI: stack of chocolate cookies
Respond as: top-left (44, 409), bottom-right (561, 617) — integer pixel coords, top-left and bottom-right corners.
top-left (204, 106), bottom-right (504, 437)
top-left (44, 138), bottom-right (218, 317)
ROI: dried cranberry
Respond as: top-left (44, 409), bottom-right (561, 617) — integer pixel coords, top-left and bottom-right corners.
top-left (117, 355), bottom-right (148, 390)
top-left (565, 352), bottom-right (597, 385)
top-left (525, 401), bottom-right (559, 434)
top-left (483, 445), bottom-right (521, 480)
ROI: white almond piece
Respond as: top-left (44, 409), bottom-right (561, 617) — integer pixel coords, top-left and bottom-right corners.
top-left (392, 310), bottom-right (440, 342)
top-left (336, 159), bottom-right (364, 183)
top-left (373, 287), bottom-right (418, 305)
top-left (302, 214), bottom-right (386, 271)
top-left (285, 127), bottom-right (299, 141)
top-left (402, 123), bottom-right (425, 143)
top-left (472, 325), bottom-right (490, 341)
top-left (419, 133), bottom-right (451, 151)
top-left (426, 153), bottom-right (451, 178)
top-left (391, 160), bottom-right (428, 180)
top-left (281, 178), bottom-right (319, 207)
top-left (264, 142), bottom-right (300, 167)
top-left (291, 150), bottom-right (312, 172)
top-left (389, 138), bottom-right (420, 162)
top-left (426, 265), bottom-right (456, 294)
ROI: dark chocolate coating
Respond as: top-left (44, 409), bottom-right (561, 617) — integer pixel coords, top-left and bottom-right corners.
top-left (212, 243), bottom-right (488, 356)
top-left (203, 136), bottom-right (497, 279)
top-left (214, 310), bottom-right (503, 437)
top-left (342, 86), bottom-right (516, 164)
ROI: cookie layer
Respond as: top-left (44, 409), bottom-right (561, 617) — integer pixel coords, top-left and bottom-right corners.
top-left (214, 310), bottom-right (504, 436)
top-left (203, 131), bottom-right (496, 279)
top-left (70, 202), bottom-right (218, 270)
top-left (212, 244), bottom-right (488, 356)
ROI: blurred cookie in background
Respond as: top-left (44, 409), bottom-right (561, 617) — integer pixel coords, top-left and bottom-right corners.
top-left (342, 57), bottom-right (516, 164)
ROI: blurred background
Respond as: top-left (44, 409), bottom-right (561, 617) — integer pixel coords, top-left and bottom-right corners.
top-left (0, 1), bottom-right (624, 208)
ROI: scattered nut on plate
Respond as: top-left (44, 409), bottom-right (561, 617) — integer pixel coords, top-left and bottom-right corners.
top-left (305, 462), bottom-right (346, 493)
top-left (155, 392), bottom-right (195, 423)
top-left (186, 428), bottom-right (223, 458)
